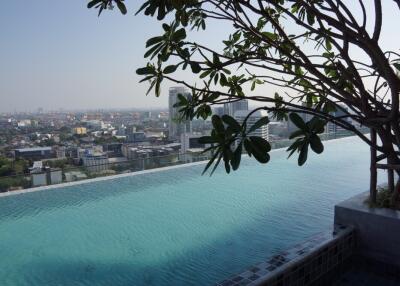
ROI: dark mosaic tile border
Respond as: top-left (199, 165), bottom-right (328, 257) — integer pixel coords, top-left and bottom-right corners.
top-left (216, 224), bottom-right (355, 286)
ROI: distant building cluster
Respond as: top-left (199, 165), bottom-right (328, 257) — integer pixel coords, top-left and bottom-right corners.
top-left (0, 87), bottom-right (365, 192)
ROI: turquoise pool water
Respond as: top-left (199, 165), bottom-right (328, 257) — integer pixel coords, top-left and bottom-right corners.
top-left (0, 137), bottom-right (384, 286)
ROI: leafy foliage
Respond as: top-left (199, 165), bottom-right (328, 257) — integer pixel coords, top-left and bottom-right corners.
top-left (87, 0), bottom-right (127, 16)
top-left (287, 114), bottom-right (325, 166)
top-left (198, 114), bottom-right (271, 175)
top-left (88, 1), bottom-right (400, 178)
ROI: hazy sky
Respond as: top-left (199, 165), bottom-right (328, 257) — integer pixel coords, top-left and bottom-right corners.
top-left (0, 1), bottom-right (229, 112)
top-left (0, 1), bottom-right (398, 113)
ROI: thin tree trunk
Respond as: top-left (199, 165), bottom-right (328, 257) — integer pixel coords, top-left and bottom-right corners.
top-left (388, 168), bottom-right (395, 193)
top-left (370, 129), bottom-right (378, 204)
top-left (390, 158), bottom-right (400, 205)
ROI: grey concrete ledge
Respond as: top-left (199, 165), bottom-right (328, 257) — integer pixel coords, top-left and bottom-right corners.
top-left (335, 191), bottom-right (400, 220)
top-left (335, 191), bottom-right (400, 268)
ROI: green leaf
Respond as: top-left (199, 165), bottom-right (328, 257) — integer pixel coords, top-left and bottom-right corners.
top-left (139, 75), bottom-right (153, 83)
top-left (172, 28), bottom-right (187, 42)
top-left (115, 0), bottom-right (127, 15)
top-left (253, 150), bottom-right (270, 164)
top-left (146, 79), bottom-right (156, 95)
top-left (136, 66), bottom-right (154, 75)
top-left (190, 62), bottom-right (201, 74)
top-left (210, 152), bottom-right (223, 176)
top-left (135, 1), bottom-right (149, 15)
top-left (222, 115), bottom-right (241, 133)
top-left (309, 135), bottom-right (324, 154)
top-left (289, 130), bottom-right (304, 139)
top-left (202, 150), bottom-right (219, 175)
top-left (231, 142), bottom-right (242, 171)
top-left (307, 14), bottom-right (314, 25)
top-left (211, 115), bottom-right (225, 134)
top-left (212, 53), bottom-right (221, 65)
top-left (214, 73), bottom-right (219, 85)
top-left (307, 117), bottom-right (326, 133)
top-left (198, 136), bottom-right (216, 144)
top-left (248, 137), bottom-right (270, 163)
top-left (223, 149), bottom-right (231, 173)
top-left (287, 139), bottom-right (302, 158)
top-left (200, 70), bottom-right (211, 79)
top-left (220, 73), bottom-right (228, 86)
top-left (249, 136), bottom-right (271, 153)
top-left (87, 0), bottom-right (102, 9)
top-left (224, 159), bottom-right (231, 173)
top-left (144, 43), bottom-right (163, 58)
top-left (326, 38), bottom-right (332, 51)
top-left (98, 5), bottom-right (104, 16)
top-left (146, 36), bottom-right (164, 47)
top-left (262, 32), bottom-right (278, 41)
top-left (298, 142), bottom-right (309, 166)
top-left (251, 81), bottom-right (256, 91)
top-left (154, 76), bottom-right (162, 97)
top-left (289, 113), bottom-right (308, 131)
top-left (205, 92), bottom-right (220, 103)
top-left (163, 65), bottom-right (177, 74)
top-left (177, 93), bottom-right (188, 105)
top-left (243, 138), bottom-right (253, 157)
top-left (248, 116), bottom-right (269, 134)
top-left (162, 23), bottom-right (170, 32)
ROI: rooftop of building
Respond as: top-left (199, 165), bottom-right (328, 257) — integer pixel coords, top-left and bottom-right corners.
top-left (15, 146), bottom-right (52, 152)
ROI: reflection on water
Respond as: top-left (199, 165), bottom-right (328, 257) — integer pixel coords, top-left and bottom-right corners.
top-left (0, 137), bottom-right (385, 286)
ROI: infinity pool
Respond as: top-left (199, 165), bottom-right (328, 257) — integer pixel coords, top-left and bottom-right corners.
top-left (0, 137), bottom-right (384, 286)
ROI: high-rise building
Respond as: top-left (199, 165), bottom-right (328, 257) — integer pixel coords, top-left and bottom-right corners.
top-left (169, 87), bottom-right (192, 140)
top-left (223, 99), bottom-right (249, 117)
top-left (326, 105), bottom-right (350, 133)
top-left (234, 110), bottom-right (269, 141)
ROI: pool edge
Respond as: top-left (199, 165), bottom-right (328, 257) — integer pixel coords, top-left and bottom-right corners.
top-left (0, 135), bottom-right (358, 198)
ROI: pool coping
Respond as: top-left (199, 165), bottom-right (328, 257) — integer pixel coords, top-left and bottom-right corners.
top-left (216, 224), bottom-right (355, 286)
top-left (0, 160), bottom-right (209, 198)
top-left (0, 136), bottom-right (358, 198)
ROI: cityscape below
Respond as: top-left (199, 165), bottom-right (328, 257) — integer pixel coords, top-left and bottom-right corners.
top-left (0, 86), bottom-right (365, 192)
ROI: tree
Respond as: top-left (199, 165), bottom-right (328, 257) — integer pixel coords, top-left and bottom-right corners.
top-left (0, 177), bottom-right (30, 192)
top-left (0, 157), bottom-right (13, 177)
top-left (88, 0), bottom-right (400, 204)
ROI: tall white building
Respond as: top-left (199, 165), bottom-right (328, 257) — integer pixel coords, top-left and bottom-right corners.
top-left (224, 99), bottom-right (249, 117)
top-left (234, 110), bottom-right (269, 141)
top-left (169, 87), bottom-right (192, 140)
top-left (326, 105), bottom-right (350, 134)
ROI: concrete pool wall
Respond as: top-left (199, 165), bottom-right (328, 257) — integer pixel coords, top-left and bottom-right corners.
top-left (334, 191), bottom-right (400, 269)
